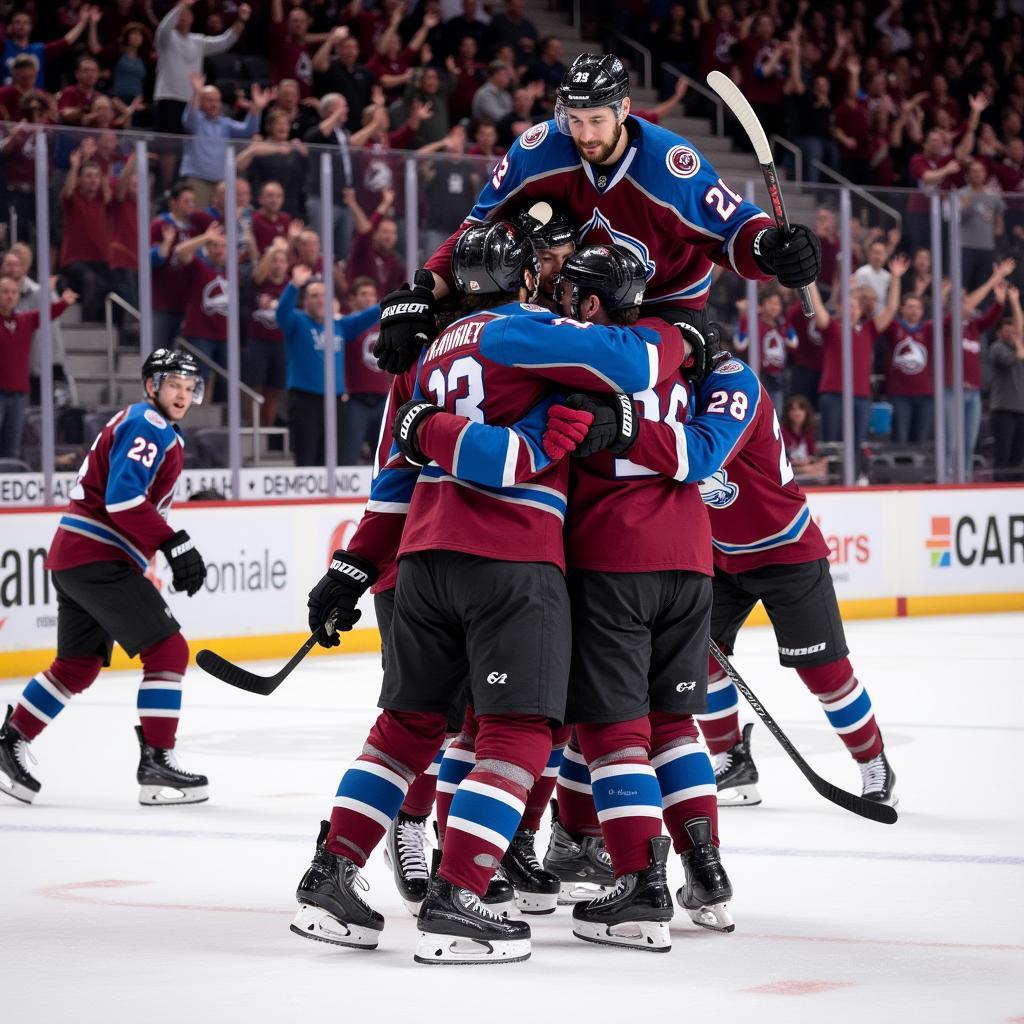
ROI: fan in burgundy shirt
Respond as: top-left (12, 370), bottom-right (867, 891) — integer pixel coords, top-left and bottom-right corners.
top-left (60, 140), bottom-right (112, 321)
top-left (270, 0), bottom-right (315, 97)
top-left (346, 190), bottom-right (407, 298)
top-left (251, 180), bottom-right (292, 255)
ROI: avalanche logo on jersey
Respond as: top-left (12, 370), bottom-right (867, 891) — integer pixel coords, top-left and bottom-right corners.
top-left (578, 208), bottom-right (656, 280)
top-left (762, 327), bottom-right (789, 368)
top-left (521, 122), bottom-right (548, 149)
top-left (253, 303), bottom-right (278, 329)
top-left (714, 359), bottom-right (745, 375)
top-left (893, 335), bottom-right (928, 375)
top-left (361, 329), bottom-right (381, 370)
top-left (666, 145), bottom-right (700, 179)
top-left (201, 276), bottom-right (229, 318)
top-left (699, 469), bottom-right (739, 509)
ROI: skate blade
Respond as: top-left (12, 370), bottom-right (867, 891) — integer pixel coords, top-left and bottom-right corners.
top-left (681, 898), bottom-right (735, 933)
top-left (290, 905), bottom-right (381, 949)
top-left (556, 880), bottom-right (615, 905)
top-left (572, 919), bottom-right (671, 953)
top-left (716, 783), bottom-right (761, 807)
top-left (401, 896), bottom-right (426, 916)
top-left (0, 776), bottom-right (38, 804)
top-left (414, 932), bottom-right (530, 965)
top-left (138, 783), bottom-right (209, 806)
top-left (514, 889), bottom-right (560, 915)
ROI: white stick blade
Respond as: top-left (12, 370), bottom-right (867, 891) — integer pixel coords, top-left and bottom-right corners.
top-left (706, 70), bottom-right (773, 164)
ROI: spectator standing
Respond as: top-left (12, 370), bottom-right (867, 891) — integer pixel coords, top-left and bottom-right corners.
top-left (110, 22), bottom-right (152, 106)
top-left (989, 285), bottom-right (1024, 481)
top-left (149, 181), bottom-right (203, 351)
top-left (180, 77), bottom-right (268, 208)
top-left (0, 94), bottom-right (51, 245)
top-left (833, 57), bottom-right (871, 184)
top-left (486, 0), bottom-right (537, 65)
top-left (734, 290), bottom-right (797, 414)
top-left (812, 261), bottom-right (905, 453)
top-left (236, 109), bottom-right (308, 218)
top-left (815, 208), bottom-right (840, 296)
top-left (884, 292), bottom-right (936, 444)
top-left (419, 126), bottom-right (483, 256)
top-left (785, 292), bottom-right (824, 409)
top-left (345, 188), bottom-right (406, 299)
top-left (303, 93), bottom-right (379, 263)
top-left (853, 239), bottom-right (893, 311)
top-left (525, 36), bottom-right (565, 94)
top-left (250, 181), bottom-right (292, 256)
top-left (173, 222), bottom-right (230, 396)
top-left (958, 159), bottom-right (1007, 292)
top-left (314, 28), bottom-right (377, 134)
top-left (275, 264), bottom-right (380, 467)
top-left (902, 247), bottom-right (935, 303)
top-left (738, 12), bottom-right (788, 140)
top-left (0, 53), bottom-right (56, 121)
top-left (942, 260), bottom-right (1015, 477)
top-left (905, 128), bottom-right (970, 253)
top-left (108, 149), bottom-right (141, 335)
top-left (341, 276), bottom-right (385, 465)
top-left (1, 8), bottom-right (89, 87)
top-left (0, 278), bottom-right (77, 460)
top-left (269, 79), bottom-right (321, 140)
top-left (444, 0), bottom-right (489, 58)
top-left (368, 6), bottom-right (436, 104)
top-left (153, 0), bottom-right (250, 190)
top-left (60, 140), bottom-right (112, 322)
top-left (696, 0), bottom-right (739, 82)
top-left (447, 38), bottom-right (487, 123)
top-left (471, 59), bottom-right (514, 124)
top-left (790, 52), bottom-right (838, 185)
top-left (495, 82), bottom-right (540, 148)
top-left (270, 0), bottom-right (316, 98)
top-left (246, 237), bottom-right (291, 431)
top-left (392, 65), bottom-right (452, 146)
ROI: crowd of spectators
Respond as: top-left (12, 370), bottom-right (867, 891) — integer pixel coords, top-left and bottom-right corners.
top-left (0, 0), bottom-right (1021, 480)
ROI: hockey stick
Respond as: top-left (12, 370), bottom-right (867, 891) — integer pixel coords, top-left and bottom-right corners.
top-left (196, 612), bottom-right (339, 696)
top-left (709, 640), bottom-right (898, 824)
top-left (705, 70), bottom-right (815, 319)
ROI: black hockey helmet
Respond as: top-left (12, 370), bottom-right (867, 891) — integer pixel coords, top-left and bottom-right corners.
top-left (512, 201), bottom-right (577, 251)
top-left (555, 53), bottom-right (630, 133)
top-left (555, 244), bottom-right (646, 320)
top-left (141, 347), bottom-right (205, 405)
top-left (451, 220), bottom-right (540, 298)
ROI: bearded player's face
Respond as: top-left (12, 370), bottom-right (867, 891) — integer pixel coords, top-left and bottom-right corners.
top-left (567, 104), bottom-right (627, 165)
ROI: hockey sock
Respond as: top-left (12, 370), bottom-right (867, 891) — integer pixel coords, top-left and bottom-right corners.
top-left (555, 731), bottom-right (602, 837)
top-left (11, 656), bottom-right (103, 741)
top-left (137, 632), bottom-right (189, 749)
top-left (401, 734), bottom-right (456, 817)
top-left (326, 710), bottom-right (448, 865)
top-left (520, 723), bottom-right (570, 831)
top-left (650, 712), bottom-right (719, 853)
top-left (797, 658), bottom-right (884, 762)
top-left (576, 718), bottom-right (663, 878)
top-left (434, 732), bottom-right (477, 846)
top-left (695, 652), bottom-right (741, 756)
top-left (439, 713), bottom-right (550, 895)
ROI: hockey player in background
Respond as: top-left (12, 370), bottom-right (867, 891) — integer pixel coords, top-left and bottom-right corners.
top-left (372, 51), bottom-right (820, 377)
top-left (0, 349), bottom-right (210, 807)
top-left (290, 221), bottom-right (688, 964)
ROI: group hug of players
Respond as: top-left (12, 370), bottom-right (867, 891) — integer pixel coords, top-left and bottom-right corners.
top-left (0, 53), bottom-right (896, 965)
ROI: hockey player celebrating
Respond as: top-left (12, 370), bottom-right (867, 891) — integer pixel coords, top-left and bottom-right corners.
top-left (0, 349), bottom-right (210, 807)
top-left (290, 220), bottom-right (689, 965)
top-left (373, 51), bottom-right (820, 376)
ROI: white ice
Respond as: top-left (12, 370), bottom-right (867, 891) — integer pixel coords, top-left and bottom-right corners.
top-left (2, 614), bottom-right (1023, 1024)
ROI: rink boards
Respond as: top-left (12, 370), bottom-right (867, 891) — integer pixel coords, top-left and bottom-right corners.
top-left (0, 484), bottom-right (1022, 677)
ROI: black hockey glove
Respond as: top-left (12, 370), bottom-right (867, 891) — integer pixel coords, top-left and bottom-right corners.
top-left (160, 530), bottom-right (206, 597)
top-left (307, 550), bottom-right (379, 647)
top-left (752, 224), bottom-right (821, 288)
top-left (373, 270), bottom-right (437, 375)
top-left (392, 399), bottom-right (444, 466)
top-left (678, 320), bottom-right (727, 382)
top-left (564, 392), bottom-right (638, 458)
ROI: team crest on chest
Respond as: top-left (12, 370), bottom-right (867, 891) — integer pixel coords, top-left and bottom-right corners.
top-left (578, 208), bottom-right (656, 280)
top-left (520, 122), bottom-right (548, 149)
top-left (666, 145), bottom-right (700, 179)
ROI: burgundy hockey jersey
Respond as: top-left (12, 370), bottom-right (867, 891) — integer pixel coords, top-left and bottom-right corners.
top-left (47, 402), bottom-right (184, 572)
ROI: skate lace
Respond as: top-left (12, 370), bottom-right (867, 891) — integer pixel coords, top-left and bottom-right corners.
top-left (515, 833), bottom-right (542, 871)
top-left (341, 863), bottom-right (372, 908)
top-left (462, 889), bottom-right (503, 922)
top-left (14, 736), bottom-right (37, 773)
top-left (395, 819), bottom-right (430, 881)
top-left (588, 874), bottom-right (628, 905)
top-left (859, 754), bottom-right (887, 793)
top-left (161, 747), bottom-right (199, 779)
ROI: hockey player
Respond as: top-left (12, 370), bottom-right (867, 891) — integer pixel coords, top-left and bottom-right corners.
top-left (372, 51), bottom-right (820, 376)
top-left (290, 220), bottom-right (688, 965)
top-left (0, 349), bottom-right (209, 806)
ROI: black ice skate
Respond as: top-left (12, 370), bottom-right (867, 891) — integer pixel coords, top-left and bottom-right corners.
top-left (542, 801), bottom-right (615, 904)
top-left (383, 811), bottom-right (431, 915)
top-left (713, 722), bottom-right (761, 806)
top-left (676, 817), bottom-right (735, 932)
top-left (0, 705), bottom-right (40, 804)
top-left (571, 836), bottom-right (674, 952)
top-left (135, 726), bottom-right (209, 805)
top-left (431, 836), bottom-right (514, 917)
top-left (859, 751), bottom-right (898, 808)
top-left (414, 873), bottom-right (531, 965)
top-left (501, 827), bottom-right (561, 914)
top-left (291, 820), bottom-right (384, 949)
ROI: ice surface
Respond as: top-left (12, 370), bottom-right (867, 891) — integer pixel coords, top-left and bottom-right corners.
top-left (2, 614), bottom-right (1022, 1023)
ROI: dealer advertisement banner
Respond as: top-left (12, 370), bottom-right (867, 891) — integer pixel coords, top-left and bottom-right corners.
top-left (1, 487), bottom-right (1021, 672)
